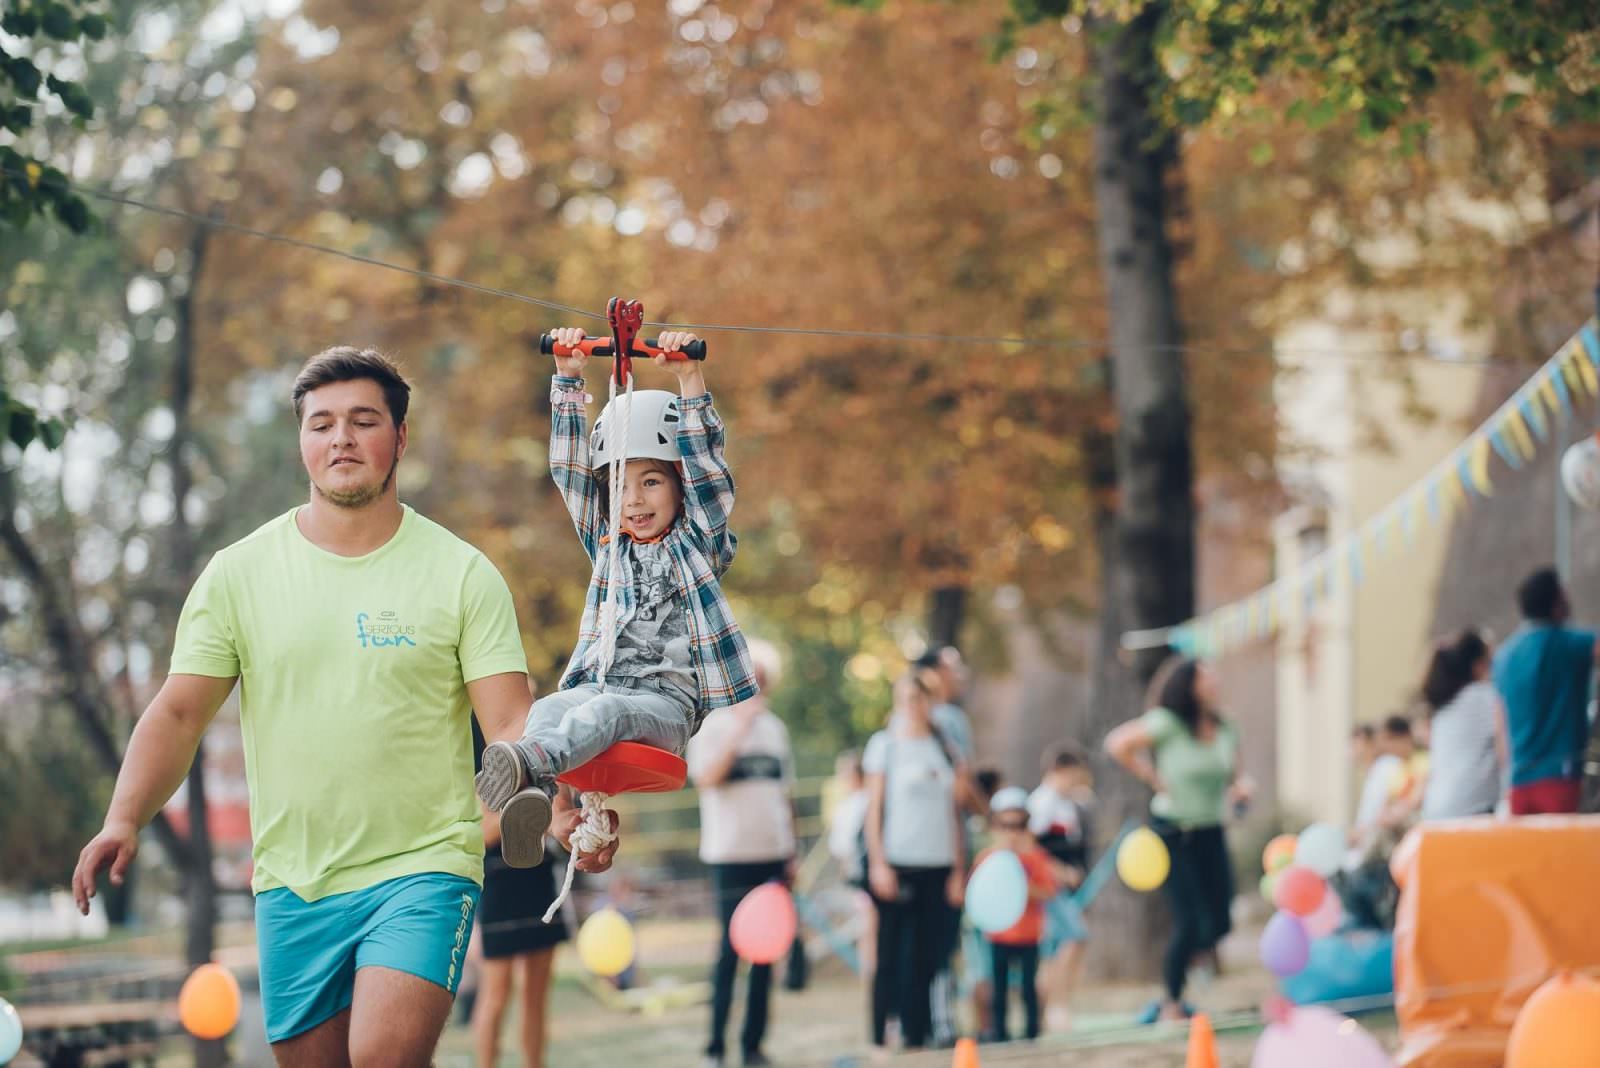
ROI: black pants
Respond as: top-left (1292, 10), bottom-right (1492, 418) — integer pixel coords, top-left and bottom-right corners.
top-left (989, 942), bottom-right (1040, 1041)
top-left (870, 866), bottom-right (951, 1049)
top-left (707, 860), bottom-right (787, 1057)
top-left (1153, 820), bottom-right (1233, 1002)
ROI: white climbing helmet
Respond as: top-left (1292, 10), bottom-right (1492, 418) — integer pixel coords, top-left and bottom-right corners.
top-left (591, 389), bottom-right (682, 469)
top-left (990, 787), bottom-right (1030, 815)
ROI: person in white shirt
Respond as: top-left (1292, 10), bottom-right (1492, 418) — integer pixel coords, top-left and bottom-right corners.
top-left (687, 642), bottom-right (795, 1068)
top-left (1346, 725), bottom-right (1399, 868)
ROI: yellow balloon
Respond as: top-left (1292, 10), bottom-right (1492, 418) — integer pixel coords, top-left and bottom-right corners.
top-left (1117, 827), bottom-right (1171, 892)
top-left (576, 907), bottom-right (635, 978)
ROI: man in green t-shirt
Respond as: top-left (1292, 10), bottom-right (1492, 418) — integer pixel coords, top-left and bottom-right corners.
top-left (71, 347), bottom-right (619, 1066)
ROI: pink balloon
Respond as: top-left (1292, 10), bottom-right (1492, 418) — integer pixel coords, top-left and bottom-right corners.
top-left (1302, 887), bottom-right (1344, 939)
top-left (1251, 1005), bottom-right (1392, 1068)
top-left (729, 882), bottom-right (798, 964)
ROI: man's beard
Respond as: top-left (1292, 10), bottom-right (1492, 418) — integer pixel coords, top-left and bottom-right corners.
top-left (313, 450), bottom-right (398, 509)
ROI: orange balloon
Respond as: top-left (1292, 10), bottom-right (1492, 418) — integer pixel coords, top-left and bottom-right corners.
top-left (1508, 971), bottom-right (1600, 1068)
top-left (179, 963), bottom-right (241, 1040)
top-left (1272, 865), bottom-right (1327, 917)
top-left (1262, 834), bottom-right (1297, 874)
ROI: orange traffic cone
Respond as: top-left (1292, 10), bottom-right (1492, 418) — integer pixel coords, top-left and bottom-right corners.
top-left (1186, 1012), bottom-right (1219, 1068)
top-left (952, 1036), bottom-right (980, 1068)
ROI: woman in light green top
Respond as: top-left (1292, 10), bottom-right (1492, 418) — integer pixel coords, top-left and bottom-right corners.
top-left (1105, 658), bottom-right (1251, 1022)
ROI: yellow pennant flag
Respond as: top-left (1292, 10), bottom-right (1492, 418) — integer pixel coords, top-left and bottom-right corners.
top-left (1562, 351), bottom-right (1587, 396)
top-left (1441, 465), bottom-right (1467, 514)
top-left (1504, 408), bottom-right (1537, 461)
top-left (1468, 435), bottom-right (1494, 495)
top-left (1540, 373), bottom-right (1563, 415)
top-left (1572, 346), bottom-right (1600, 396)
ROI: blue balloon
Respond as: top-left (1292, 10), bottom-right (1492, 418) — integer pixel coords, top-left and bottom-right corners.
top-left (0, 996), bottom-right (22, 1065)
top-left (1282, 931), bottom-right (1395, 1006)
top-left (965, 850), bottom-right (1028, 934)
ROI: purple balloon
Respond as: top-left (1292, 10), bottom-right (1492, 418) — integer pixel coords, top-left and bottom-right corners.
top-left (1260, 910), bottom-right (1312, 978)
top-left (1251, 1005), bottom-right (1392, 1068)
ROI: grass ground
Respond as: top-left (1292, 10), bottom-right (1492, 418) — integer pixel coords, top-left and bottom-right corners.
top-left (434, 918), bottom-right (1401, 1068)
top-left (4, 915), bottom-right (1400, 1067)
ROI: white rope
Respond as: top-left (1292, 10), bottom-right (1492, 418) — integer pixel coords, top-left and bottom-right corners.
top-left (594, 372), bottom-right (633, 684)
top-left (543, 789), bottom-right (617, 923)
top-left (544, 371), bottom-right (634, 923)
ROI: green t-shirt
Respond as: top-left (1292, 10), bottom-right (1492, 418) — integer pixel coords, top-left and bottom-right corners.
top-left (1143, 706), bottom-right (1237, 829)
top-left (170, 505), bottom-right (528, 901)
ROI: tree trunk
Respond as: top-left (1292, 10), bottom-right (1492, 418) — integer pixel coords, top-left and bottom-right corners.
top-left (1082, 3), bottom-right (1194, 982)
top-left (0, 470), bottom-right (191, 872)
top-left (172, 223), bottom-right (226, 1068)
top-left (926, 585), bottom-right (967, 650)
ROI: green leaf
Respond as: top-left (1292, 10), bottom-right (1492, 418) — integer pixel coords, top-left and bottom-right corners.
top-left (40, 3), bottom-right (78, 41)
top-left (7, 405), bottom-right (39, 451)
top-left (1, 10), bottom-right (40, 36)
top-left (37, 417), bottom-right (68, 450)
top-left (55, 194), bottom-right (90, 233)
top-left (1498, 91), bottom-right (1528, 115)
top-left (78, 13), bottom-right (108, 40)
top-left (1248, 141), bottom-right (1275, 165)
top-left (4, 57), bottom-right (44, 98)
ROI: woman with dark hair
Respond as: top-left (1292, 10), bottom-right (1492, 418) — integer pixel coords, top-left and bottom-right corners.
top-left (861, 667), bottom-right (968, 1053)
top-left (1420, 629), bottom-right (1507, 820)
top-left (1104, 657), bottom-right (1248, 1022)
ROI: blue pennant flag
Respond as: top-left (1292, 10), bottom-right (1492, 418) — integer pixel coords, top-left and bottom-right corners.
top-left (1552, 366), bottom-right (1573, 413)
top-left (1490, 428), bottom-right (1521, 469)
top-left (1521, 395), bottom-right (1549, 442)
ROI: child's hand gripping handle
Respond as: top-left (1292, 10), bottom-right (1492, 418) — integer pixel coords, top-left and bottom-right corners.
top-left (538, 334), bottom-right (708, 361)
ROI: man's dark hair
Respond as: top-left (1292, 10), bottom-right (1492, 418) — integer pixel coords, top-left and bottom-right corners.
top-left (291, 346), bottom-right (411, 427)
top-left (974, 767), bottom-right (1003, 799)
top-left (913, 649), bottom-right (943, 671)
top-left (1381, 715), bottom-right (1413, 739)
top-left (1043, 740), bottom-right (1089, 774)
top-left (1517, 567), bottom-right (1564, 622)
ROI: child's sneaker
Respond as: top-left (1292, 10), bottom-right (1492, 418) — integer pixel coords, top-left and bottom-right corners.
top-left (476, 740), bottom-right (530, 812)
top-left (500, 786), bottom-right (553, 868)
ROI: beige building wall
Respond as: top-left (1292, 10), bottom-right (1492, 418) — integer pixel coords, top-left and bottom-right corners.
top-left (1273, 305), bottom-right (1488, 827)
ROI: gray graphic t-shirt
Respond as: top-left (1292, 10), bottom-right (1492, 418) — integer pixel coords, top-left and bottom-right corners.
top-left (588, 538), bottom-right (697, 707)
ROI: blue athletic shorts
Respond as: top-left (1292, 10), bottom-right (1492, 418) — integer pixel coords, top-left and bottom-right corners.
top-left (255, 872), bottom-right (480, 1043)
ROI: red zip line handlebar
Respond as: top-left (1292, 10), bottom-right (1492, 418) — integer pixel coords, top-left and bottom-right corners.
top-left (541, 297), bottom-right (707, 389)
top-left (536, 334), bottom-right (708, 361)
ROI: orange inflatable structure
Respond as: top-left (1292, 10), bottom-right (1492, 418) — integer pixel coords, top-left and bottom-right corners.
top-left (1389, 815), bottom-right (1600, 1066)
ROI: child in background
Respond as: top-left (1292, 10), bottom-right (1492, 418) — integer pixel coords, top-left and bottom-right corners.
top-left (1027, 743), bottom-right (1095, 1032)
top-left (826, 750), bottom-right (876, 979)
top-left (977, 787), bottom-right (1058, 1042)
top-left (963, 768), bottom-right (1006, 1039)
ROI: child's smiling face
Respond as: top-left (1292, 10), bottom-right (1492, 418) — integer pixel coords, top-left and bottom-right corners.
top-left (618, 459), bottom-right (683, 540)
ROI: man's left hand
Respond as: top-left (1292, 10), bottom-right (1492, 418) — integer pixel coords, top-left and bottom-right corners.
top-left (552, 796), bottom-right (621, 873)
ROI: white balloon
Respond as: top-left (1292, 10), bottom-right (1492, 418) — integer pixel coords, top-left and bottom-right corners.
top-left (1295, 822), bottom-right (1346, 878)
top-left (1561, 435), bottom-right (1600, 511)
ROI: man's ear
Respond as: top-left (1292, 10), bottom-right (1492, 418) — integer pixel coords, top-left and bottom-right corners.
top-left (396, 420), bottom-right (408, 461)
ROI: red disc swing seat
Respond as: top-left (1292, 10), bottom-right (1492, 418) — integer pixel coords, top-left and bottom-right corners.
top-left (558, 741), bottom-right (686, 795)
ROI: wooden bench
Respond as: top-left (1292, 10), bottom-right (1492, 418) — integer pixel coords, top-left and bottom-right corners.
top-left (14, 1000), bottom-right (174, 1068)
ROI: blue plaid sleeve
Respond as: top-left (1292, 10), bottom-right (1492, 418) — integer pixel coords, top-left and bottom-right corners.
top-left (550, 375), bottom-right (600, 561)
top-left (675, 391), bottom-right (737, 575)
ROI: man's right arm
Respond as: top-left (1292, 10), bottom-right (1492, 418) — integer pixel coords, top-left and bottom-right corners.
top-left (73, 673), bottom-right (236, 913)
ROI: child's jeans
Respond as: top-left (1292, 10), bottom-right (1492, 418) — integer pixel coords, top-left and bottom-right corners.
top-left (989, 941), bottom-right (1041, 1041)
top-left (518, 680), bottom-right (695, 788)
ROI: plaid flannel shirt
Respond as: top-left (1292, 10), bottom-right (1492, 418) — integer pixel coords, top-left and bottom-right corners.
top-left (549, 375), bottom-right (758, 714)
